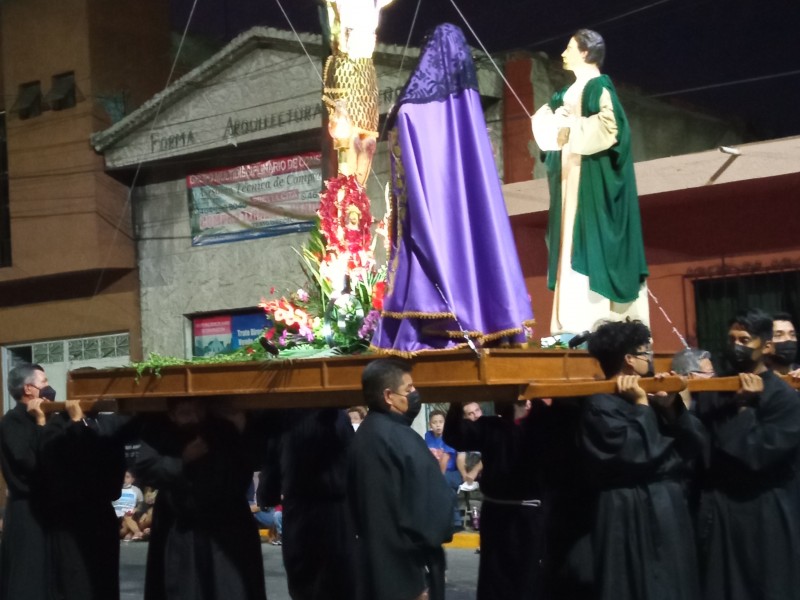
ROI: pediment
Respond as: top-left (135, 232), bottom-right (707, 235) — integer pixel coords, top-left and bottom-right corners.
top-left (92, 26), bottom-right (501, 169)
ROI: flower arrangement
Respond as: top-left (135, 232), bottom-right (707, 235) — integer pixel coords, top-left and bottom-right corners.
top-left (258, 174), bottom-right (387, 356)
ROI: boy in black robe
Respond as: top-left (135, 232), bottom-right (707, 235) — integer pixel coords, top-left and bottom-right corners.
top-left (580, 319), bottom-right (705, 600)
top-left (347, 359), bottom-right (453, 600)
top-left (135, 399), bottom-right (267, 600)
top-left (696, 308), bottom-right (800, 600)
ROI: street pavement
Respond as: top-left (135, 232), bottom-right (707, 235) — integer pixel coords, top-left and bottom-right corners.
top-left (120, 541), bottom-right (480, 599)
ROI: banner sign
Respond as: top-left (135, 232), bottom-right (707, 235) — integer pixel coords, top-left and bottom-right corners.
top-left (193, 312), bottom-right (270, 357)
top-left (187, 152), bottom-right (322, 246)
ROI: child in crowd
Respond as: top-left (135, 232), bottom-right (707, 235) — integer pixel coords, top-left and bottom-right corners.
top-left (425, 409), bottom-right (464, 530)
top-left (113, 470), bottom-right (144, 541)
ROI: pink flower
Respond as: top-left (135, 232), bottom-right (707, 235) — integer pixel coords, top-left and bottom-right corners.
top-left (296, 289), bottom-right (309, 302)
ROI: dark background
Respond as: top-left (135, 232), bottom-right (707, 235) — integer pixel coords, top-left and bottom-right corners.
top-left (169, 0), bottom-right (800, 140)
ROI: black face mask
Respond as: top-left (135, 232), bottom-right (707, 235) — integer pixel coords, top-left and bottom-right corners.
top-left (643, 359), bottom-right (655, 378)
top-left (725, 343), bottom-right (757, 373)
top-left (37, 385), bottom-right (57, 402)
top-left (403, 391), bottom-right (422, 426)
top-left (772, 341), bottom-right (798, 366)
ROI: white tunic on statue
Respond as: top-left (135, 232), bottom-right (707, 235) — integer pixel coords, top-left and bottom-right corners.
top-left (532, 74), bottom-right (649, 335)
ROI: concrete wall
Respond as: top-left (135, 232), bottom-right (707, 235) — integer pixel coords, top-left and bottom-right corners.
top-left (119, 30), bottom-right (505, 357)
top-left (503, 53), bottom-right (745, 183)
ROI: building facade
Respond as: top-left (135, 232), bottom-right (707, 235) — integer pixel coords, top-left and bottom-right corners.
top-left (0, 0), bottom-right (171, 411)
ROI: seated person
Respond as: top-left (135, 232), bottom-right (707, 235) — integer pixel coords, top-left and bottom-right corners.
top-left (112, 470), bottom-right (145, 541)
top-left (137, 486), bottom-right (158, 538)
top-left (247, 476), bottom-right (283, 544)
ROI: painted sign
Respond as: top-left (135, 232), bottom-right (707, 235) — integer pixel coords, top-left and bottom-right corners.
top-left (193, 311), bottom-right (270, 357)
top-left (187, 152), bottom-right (322, 246)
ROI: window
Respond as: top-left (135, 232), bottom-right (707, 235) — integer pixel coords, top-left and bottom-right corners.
top-left (44, 72), bottom-right (77, 111)
top-left (12, 81), bottom-right (42, 120)
top-left (2, 333), bottom-right (131, 413)
top-left (694, 271), bottom-right (800, 370)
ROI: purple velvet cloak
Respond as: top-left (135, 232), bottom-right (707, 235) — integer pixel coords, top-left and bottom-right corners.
top-left (371, 24), bottom-right (534, 356)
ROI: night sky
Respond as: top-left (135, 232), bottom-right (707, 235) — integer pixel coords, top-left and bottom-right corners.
top-left (170, 0), bottom-right (800, 140)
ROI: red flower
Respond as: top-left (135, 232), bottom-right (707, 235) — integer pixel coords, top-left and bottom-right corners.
top-left (246, 347), bottom-right (255, 355)
top-left (372, 281), bottom-right (386, 311)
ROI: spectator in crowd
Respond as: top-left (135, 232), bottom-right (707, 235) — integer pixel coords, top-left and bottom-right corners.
top-left (136, 486), bottom-right (157, 538)
top-left (671, 348), bottom-right (716, 379)
top-left (136, 398), bottom-right (266, 600)
top-left (444, 397), bottom-right (550, 600)
top-left (247, 473), bottom-right (283, 545)
top-left (671, 347), bottom-right (716, 410)
top-left (696, 309), bottom-right (800, 600)
top-left (113, 470), bottom-right (145, 541)
top-left (456, 403), bottom-right (483, 491)
top-left (347, 406), bottom-right (367, 431)
top-left (580, 319), bottom-right (705, 600)
top-left (425, 409), bottom-right (463, 530)
top-left (0, 363), bottom-right (53, 600)
top-left (348, 359), bottom-right (452, 600)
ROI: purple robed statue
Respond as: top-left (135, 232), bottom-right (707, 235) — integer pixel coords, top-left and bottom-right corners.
top-left (371, 23), bottom-right (534, 356)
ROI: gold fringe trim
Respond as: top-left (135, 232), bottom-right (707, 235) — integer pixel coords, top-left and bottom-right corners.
top-left (370, 319), bottom-right (537, 356)
top-left (381, 310), bottom-right (454, 320)
top-left (368, 341), bottom-right (475, 359)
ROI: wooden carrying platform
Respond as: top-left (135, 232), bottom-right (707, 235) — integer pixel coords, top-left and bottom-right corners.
top-left (65, 349), bottom-right (798, 413)
top-left (66, 348), bottom-right (615, 411)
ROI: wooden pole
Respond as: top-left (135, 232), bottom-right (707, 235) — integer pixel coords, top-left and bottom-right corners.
top-left (41, 399), bottom-right (119, 414)
top-left (521, 375), bottom-right (800, 399)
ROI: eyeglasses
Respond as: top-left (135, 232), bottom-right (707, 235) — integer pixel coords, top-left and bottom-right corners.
top-left (632, 350), bottom-right (654, 359)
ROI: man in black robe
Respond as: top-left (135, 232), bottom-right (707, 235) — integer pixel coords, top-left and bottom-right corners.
top-left (258, 408), bottom-right (356, 600)
top-left (0, 363), bottom-right (52, 600)
top-left (348, 359), bottom-right (453, 600)
top-left (443, 398), bottom-right (549, 600)
top-left (697, 308), bottom-right (800, 600)
top-left (135, 398), bottom-right (267, 600)
top-left (580, 319), bottom-right (705, 600)
top-left (38, 400), bottom-right (134, 600)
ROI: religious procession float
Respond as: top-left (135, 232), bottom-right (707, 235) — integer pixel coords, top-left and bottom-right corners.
top-left (65, 5), bottom-right (796, 413)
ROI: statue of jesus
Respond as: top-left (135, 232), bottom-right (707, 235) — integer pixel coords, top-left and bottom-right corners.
top-left (323, 0), bottom-right (394, 185)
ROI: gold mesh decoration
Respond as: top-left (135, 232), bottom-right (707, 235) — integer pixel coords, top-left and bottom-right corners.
top-left (323, 54), bottom-right (379, 137)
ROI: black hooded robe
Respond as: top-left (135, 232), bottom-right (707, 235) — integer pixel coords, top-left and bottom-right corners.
top-left (696, 370), bottom-right (800, 600)
top-left (258, 408), bottom-right (356, 600)
top-left (38, 412), bottom-right (133, 600)
top-left (348, 411), bottom-right (453, 600)
top-left (443, 402), bottom-right (549, 600)
top-left (579, 394), bottom-right (706, 600)
top-left (135, 415), bottom-right (267, 600)
top-left (0, 402), bottom-right (48, 600)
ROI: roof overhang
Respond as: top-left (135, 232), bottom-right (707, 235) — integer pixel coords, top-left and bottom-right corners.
top-left (504, 135), bottom-right (800, 218)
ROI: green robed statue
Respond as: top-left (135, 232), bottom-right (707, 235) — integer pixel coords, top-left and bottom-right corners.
top-left (531, 29), bottom-right (649, 336)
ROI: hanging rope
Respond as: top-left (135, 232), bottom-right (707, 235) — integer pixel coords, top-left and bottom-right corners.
top-left (274, 0), bottom-right (323, 83)
top-left (448, 0), bottom-right (532, 119)
top-left (647, 287), bottom-right (690, 349)
top-left (84, 0), bottom-right (202, 330)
